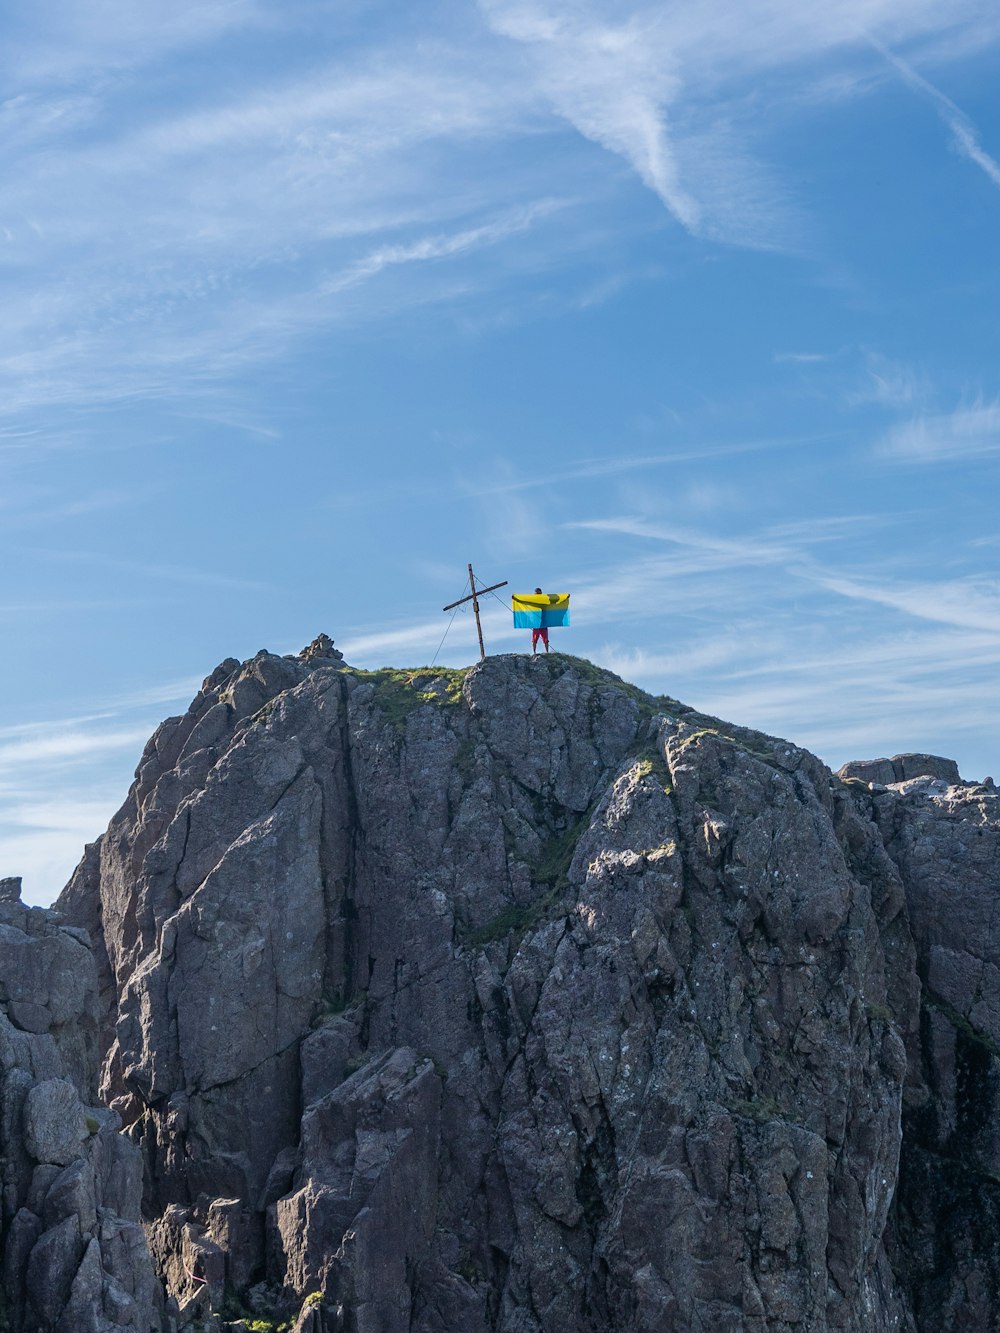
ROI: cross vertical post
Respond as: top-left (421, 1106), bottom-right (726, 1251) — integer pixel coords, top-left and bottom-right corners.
top-left (468, 562), bottom-right (485, 661)
top-left (442, 564), bottom-right (509, 661)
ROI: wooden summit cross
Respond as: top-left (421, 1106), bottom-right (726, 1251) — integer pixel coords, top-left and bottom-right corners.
top-left (443, 563), bottom-right (508, 661)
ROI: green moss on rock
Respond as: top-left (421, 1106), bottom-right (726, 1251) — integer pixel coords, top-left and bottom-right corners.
top-left (351, 667), bottom-right (470, 731)
top-left (924, 994), bottom-right (1000, 1058)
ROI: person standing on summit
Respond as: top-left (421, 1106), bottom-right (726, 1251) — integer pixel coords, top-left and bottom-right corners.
top-left (531, 587), bottom-right (549, 654)
top-left (511, 587), bottom-right (571, 653)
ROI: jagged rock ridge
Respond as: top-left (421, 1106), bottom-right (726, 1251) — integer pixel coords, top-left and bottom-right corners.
top-left (0, 643), bottom-right (997, 1330)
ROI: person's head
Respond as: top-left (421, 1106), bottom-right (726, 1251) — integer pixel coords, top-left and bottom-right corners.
top-left (534, 587), bottom-right (542, 594)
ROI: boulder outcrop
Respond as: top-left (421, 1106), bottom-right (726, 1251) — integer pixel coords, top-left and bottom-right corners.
top-left (0, 640), bottom-right (981, 1331)
top-left (837, 755), bottom-right (963, 788)
top-left (0, 882), bottom-right (161, 1331)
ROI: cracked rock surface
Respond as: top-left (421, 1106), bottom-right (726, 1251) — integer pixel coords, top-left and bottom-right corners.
top-left (0, 886), bottom-right (161, 1331)
top-left (862, 774), bottom-right (1000, 1330)
top-left (33, 646), bottom-right (1000, 1330)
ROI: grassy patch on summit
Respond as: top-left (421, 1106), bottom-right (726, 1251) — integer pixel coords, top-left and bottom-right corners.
top-left (350, 667), bottom-right (469, 732)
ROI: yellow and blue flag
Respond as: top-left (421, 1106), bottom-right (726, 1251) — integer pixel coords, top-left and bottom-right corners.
top-left (512, 592), bottom-right (570, 629)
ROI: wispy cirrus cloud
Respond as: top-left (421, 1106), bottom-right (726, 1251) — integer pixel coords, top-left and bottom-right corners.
top-left (479, 0), bottom-right (997, 247)
top-left (0, 27), bottom-right (562, 417)
top-left (566, 514), bottom-right (793, 567)
top-left (0, 0), bottom-right (996, 425)
top-left (27, 548), bottom-right (274, 593)
top-left (0, 726), bottom-right (150, 770)
top-left (880, 45), bottom-right (1000, 191)
top-left (0, 198), bottom-right (570, 417)
top-left (480, 1), bottom-right (699, 230)
top-left (478, 0), bottom-right (803, 248)
top-left (881, 400), bottom-right (1000, 461)
top-left (816, 570), bottom-right (1000, 632)
top-left (774, 350), bottom-right (838, 364)
top-left (0, 0), bottom-right (269, 85)
top-left (0, 673), bottom-right (205, 905)
top-left (854, 352), bottom-right (927, 408)
top-left (0, 716), bottom-right (152, 905)
top-left (0, 489), bottom-right (135, 529)
top-left (322, 201), bottom-right (568, 295)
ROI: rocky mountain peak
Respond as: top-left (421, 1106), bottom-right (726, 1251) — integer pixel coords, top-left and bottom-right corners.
top-left (1, 644), bottom-right (998, 1330)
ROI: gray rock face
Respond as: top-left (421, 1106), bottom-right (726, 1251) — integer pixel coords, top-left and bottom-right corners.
top-left (837, 753), bottom-right (962, 787)
top-left (42, 646), bottom-right (1000, 1330)
top-left (0, 876), bottom-right (22, 904)
top-left (24, 1078), bottom-right (88, 1165)
top-left (0, 900), bottom-right (161, 1331)
top-left (859, 776), bottom-right (1000, 1329)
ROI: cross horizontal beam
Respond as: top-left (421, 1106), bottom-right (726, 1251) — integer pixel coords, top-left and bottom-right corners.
top-left (442, 579), bottom-right (508, 612)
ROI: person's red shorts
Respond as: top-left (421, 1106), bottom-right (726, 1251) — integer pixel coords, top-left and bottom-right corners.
top-left (532, 628), bottom-right (549, 648)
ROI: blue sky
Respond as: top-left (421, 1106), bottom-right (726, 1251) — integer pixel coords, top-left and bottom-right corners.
top-left (3, 0), bottom-right (1000, 904)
